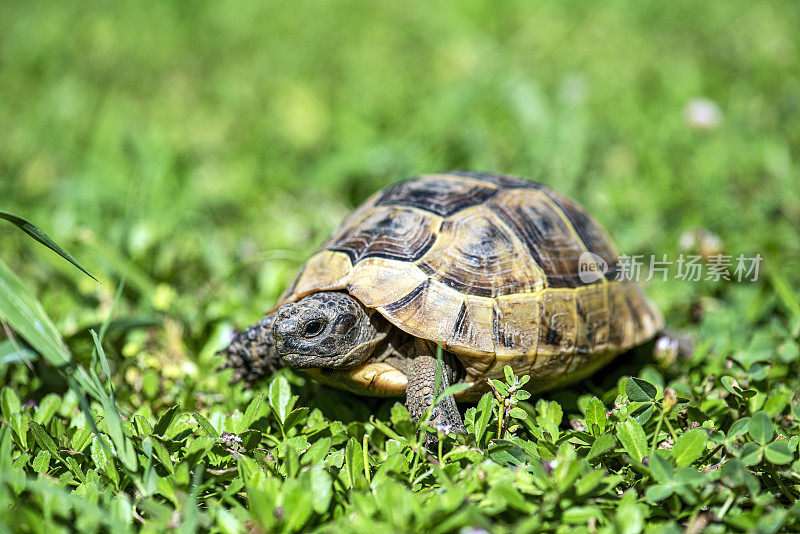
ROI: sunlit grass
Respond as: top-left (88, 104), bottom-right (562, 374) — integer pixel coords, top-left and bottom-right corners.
top-left (0, 0), bottom-right (798, 531)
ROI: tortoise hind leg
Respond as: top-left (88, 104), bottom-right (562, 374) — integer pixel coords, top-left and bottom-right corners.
top-left (406, 341), bottom-right (466, 441)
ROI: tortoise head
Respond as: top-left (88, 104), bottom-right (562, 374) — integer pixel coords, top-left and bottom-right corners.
top-left (272, 292), bottom-right (385, 370)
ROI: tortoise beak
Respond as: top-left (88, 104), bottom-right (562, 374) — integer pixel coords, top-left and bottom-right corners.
top-left (280, 353), bottom-right (318, 368)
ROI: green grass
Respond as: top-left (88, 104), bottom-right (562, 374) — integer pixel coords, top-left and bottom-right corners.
top-left (1, 0), bottom-right (799, 532)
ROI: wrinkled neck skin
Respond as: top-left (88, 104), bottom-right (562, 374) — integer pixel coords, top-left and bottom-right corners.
top-left (330, 309), bottom-right (391, 369)
top-left (272, 292), bottom-right (389, 371)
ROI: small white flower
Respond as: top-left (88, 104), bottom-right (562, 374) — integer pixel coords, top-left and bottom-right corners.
top-left (654, 336), bottom-right (680, 366)
top-left (683, 97), bottom-right (722, 131)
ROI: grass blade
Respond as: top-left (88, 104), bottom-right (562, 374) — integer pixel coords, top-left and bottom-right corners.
top-left (0, 210), bottom-right (98, 282)
top-left (0, 339), bottom-right (37, 367)
top-left (0, 258), bottom-right (101, 399)
top-left (768, 269), bottom-right (800, 320)
top-left (89, 330), bottom-right (139, 471)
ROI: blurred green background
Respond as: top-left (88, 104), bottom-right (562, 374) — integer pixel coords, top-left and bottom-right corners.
top-left (1, 0), bottom-right (798, 403)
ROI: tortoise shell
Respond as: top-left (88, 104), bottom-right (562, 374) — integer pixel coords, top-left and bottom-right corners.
top-left (274, 172), bottom-right (663, 400)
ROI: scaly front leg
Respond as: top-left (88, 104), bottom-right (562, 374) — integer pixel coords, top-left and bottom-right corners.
top-left (405, 340), bottom-right (466, 443)
top-left (218, 312), bottom-right (283, 386)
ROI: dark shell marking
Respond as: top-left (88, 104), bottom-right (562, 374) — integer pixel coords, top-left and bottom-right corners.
top-left (446, 171), bottom-right (543, 190)
top-left (329, 206), bottom-right (439, 263)
top-left (487, 190), bottom-right (592, 288)
top-left (383, 279), bottom-right (430, 314)
top-left (542, 189), bottom-right (619, 281)
top-left (375, 175), bottom-right (499, 217)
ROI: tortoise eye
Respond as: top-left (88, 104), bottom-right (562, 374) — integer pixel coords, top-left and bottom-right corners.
top-left (303, 319), bottom-right (326, 337)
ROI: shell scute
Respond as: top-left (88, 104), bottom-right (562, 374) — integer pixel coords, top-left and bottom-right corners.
top-left (607, 282), bottom-right (638, 349)
top-left (573, 284), bottom-right (610, 355)
top-left (416, 204), bottom-right (545, 298)
top-left (289, 250), bottom-right (351, 300)
top-left (543, 189), bottom-right (620, 280)
top-left (379, 278), bottom-right (464, 344)
top-left (375, 175), bottom-right (499, 217)
top-left (491, 293), bottom-right (541, 358)
top-left (448, 296), bottom-right (495, 358)
top-left (487, 189), bottom-right (591, 288)
top-left (347, 257), bottom-right (428, 308)
top-left (328, 206), bottom-right (439, 263)
top-left (447, 171), bottom-right (544, 190)
top-left (537, 289), bottom-right (578, 356)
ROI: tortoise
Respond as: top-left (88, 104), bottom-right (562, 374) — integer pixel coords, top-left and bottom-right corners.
top-left (220, 172), bottom-right (663, 436)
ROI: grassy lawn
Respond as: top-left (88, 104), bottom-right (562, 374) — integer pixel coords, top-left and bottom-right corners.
top-left (1, 0), bottom-right (799, 531)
